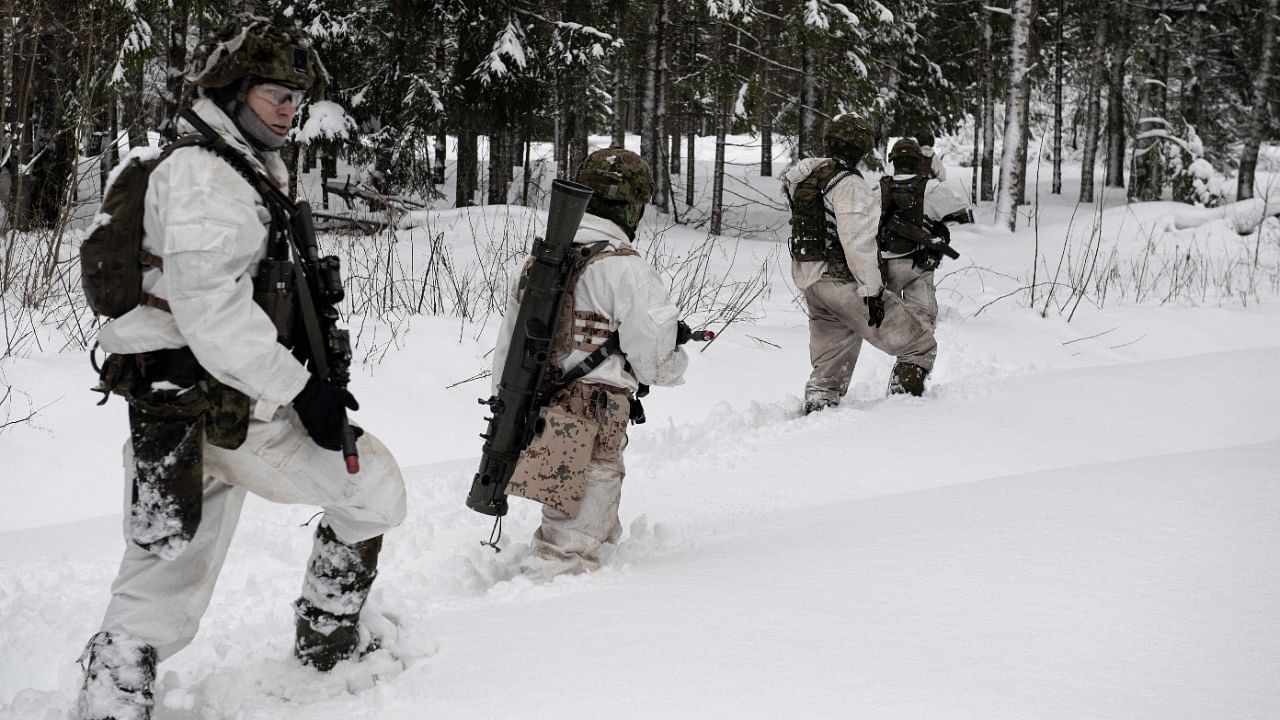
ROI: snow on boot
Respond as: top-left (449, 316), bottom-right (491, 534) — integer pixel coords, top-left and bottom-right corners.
top-left (76, 631), bottom-right (157, 720)
top-left (803, 398), bottom-right (838, 415)
top-left (294, 523), bottom-right (382, 672)
top-left (888, 361), bottom-right (929, 397)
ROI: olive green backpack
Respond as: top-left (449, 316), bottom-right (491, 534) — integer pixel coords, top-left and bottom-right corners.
top-left (80, 136), bottom-right (213, 317)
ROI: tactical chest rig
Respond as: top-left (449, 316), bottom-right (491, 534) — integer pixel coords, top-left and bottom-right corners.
top-left (786, 159), bottom-right (861, 282)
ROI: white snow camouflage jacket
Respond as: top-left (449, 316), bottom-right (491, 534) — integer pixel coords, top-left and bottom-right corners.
top-left (782, 157), bottom-right (884, 297)
top-left (492, 212), bottom-right (688, 395)
top-left (97, 97), bottom-right (311, 422)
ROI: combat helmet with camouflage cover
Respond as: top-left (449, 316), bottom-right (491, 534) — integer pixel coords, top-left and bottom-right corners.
top-left (188, 14), bottom-right (327, 101)
top-left (576, 148), bottom-right (654, 238)
top-left (576, 148), bottom-right (654, 205)
top-left (889, 137), bottom-right (922, 163)
top-left (824, 114), bottom-right (875, 155)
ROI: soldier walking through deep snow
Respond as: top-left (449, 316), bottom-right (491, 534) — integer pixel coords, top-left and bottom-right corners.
top-left (490, 148), bottom-right (689, 581)
top-left (783, 114), bottom-right (937, 413)
top-left (875, 137), bottom-right (966, 395)
top-left (76, 16), bottom-right (406, 720)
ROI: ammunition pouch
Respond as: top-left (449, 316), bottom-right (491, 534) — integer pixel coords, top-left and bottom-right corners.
top-left (506, 382), bottom-right (630, 518)
top-left (94, 348), bottom-right (252, 560)
top-left (253, 257), bottom-right (297, 346)
top-left (787, 235), bottom-right (826, 263)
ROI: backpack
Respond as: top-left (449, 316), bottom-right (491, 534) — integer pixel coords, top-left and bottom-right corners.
top-left (81, 136), bottom-right (213, 317)
top-left (877, 175), bottom-right (929, 256)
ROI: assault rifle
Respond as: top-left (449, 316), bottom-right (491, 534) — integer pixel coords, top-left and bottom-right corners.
top-left (467, 179), bottom-right (596, 517)
top-left (179, 108), bottom-right (360, 474)
top-left (882, 215), bottom-right (960, 261)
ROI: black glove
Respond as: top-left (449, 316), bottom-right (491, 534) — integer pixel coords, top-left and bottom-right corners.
top-left (293, 376), bottom-right (359, 451)
top-left (865, 292), bottom-right (886, 328)
top-left (929, 219), bottom-right (951, 243)
top-left (676, 320), bottom-right (693, 346)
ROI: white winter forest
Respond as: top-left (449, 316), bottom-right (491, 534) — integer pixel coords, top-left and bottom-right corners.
top-left (2, 1), bottom-right (1278, 718)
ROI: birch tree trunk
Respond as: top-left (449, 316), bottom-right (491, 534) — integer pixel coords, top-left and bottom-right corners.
top-left (995, 0), bottom-right (1035, 231)
top-left (1078, 10), bottom-right (1107, 203)
top-left (1236, 0), bottom-right (1277, 201)
top-left (799, 37), bottom-right (820, 159)
top-left (980, 9), bottom-right (995, 202)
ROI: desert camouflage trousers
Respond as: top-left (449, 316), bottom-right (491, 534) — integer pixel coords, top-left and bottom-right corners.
top-left (803, 277), bottom-right (937, 406)
top-left (520, 381), bottom-right (630, 581)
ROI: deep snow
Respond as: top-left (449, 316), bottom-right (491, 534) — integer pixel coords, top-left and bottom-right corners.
top-left (1, 136), bottom-right (1278, 719)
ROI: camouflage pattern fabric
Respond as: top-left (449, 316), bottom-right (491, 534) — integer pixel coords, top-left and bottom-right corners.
top-left (824, 114), bottom-right (875, 153)
top-left (507, 382), bottom-right (631, 517)
top-left (188, 13), bottom-right (326, 100)
top-left (575, 148), bottom-right (654, 204)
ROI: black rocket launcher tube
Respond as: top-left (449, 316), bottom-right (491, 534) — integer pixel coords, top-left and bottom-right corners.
top-left (466, 179), bottom-right (595, 517)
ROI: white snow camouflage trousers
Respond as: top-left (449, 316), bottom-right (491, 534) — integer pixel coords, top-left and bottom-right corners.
top-left (100, 408), bottom-right (406, 661)
top-left (803, 276), bottom-right (937, 405)
top-left (883, 258), bottom-right (938, 333)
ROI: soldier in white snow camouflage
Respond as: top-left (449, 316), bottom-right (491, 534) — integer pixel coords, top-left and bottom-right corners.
top-left (76, 16), bottom-right (406, 720)
top-left (493, 148), bottom-right (689, 581)
top-left (784, 114), bottom-right (937, 412)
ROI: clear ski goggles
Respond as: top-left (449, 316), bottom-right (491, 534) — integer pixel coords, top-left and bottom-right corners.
top-left (251, 82), bottom-right (305, 108)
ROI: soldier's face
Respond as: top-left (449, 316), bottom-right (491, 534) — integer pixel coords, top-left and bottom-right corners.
top-left (247, 82), bottom-right (300, 137)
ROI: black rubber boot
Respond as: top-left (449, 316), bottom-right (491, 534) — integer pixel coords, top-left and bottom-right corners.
top-left (888, 362), bottom-right (929, 397)
top-left (77, 631), bottom-right (157, 720)
top-left (294, 523), bottom-right (383, 671)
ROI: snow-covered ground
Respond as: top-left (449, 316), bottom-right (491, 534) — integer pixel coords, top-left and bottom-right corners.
top-left (2, 137), bottom-right (1278, 719)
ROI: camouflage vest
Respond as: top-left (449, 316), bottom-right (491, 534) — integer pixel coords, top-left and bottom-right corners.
top-left (786, 159), bottom-right (861, 281)
top-left (518, 242), bottom-right (641, 364)
top-left (555, 244), bottom-right (639, 356)
top-left (878, 175), bottom-right (929, 256)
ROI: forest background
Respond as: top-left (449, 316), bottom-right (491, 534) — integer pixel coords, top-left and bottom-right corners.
top-left (0, 0), bottom-right (1276, 368)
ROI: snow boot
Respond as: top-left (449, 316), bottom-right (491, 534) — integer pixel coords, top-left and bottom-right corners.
top-left (294, 523), bottom-right (382, 671)
top-left (888, 361), bottom-right (929, 397)
top-left (76, 631), bottom-right (157, 720)
top-left (803, 396), bottom-right (839, 415)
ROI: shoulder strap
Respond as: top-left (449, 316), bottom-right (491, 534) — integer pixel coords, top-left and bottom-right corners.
top-left (554, 241), bottom-right (639, 387)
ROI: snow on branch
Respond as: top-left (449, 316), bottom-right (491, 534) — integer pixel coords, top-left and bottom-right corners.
top-left (110, 18), bottom-right (153, 85)
top-left (297, 101), bottom-right (355, 143)
top-left (474, 20), bottom-right (529, 84)
top-left (805, 0), bottom-right (830, 29)
top-left (706, 0), bottom-right (757, 19)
